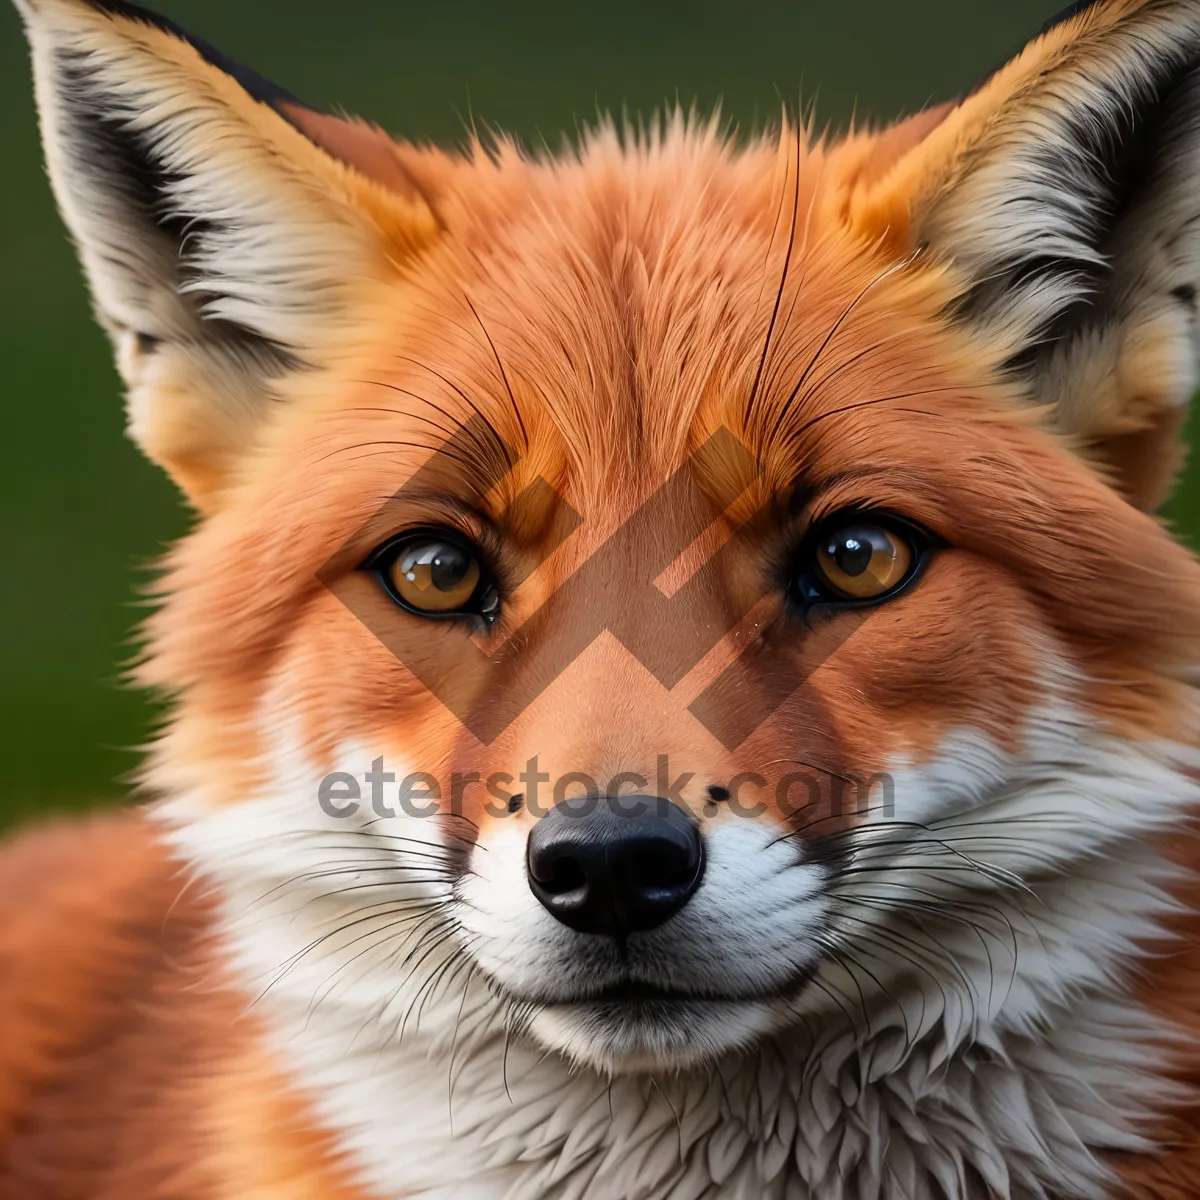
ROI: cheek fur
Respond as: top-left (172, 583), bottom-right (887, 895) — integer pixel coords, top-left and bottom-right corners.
top-left (810, 552), bottom-right (1043, 761)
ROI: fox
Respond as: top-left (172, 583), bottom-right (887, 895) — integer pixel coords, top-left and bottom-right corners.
top-left (7, 0), bottom-right (1200, 1196)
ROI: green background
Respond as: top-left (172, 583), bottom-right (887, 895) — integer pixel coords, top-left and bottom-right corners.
top-left (2, 0), bottom-right (1199, 829)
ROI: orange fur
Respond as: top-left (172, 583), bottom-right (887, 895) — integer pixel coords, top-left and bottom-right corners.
top-left (0, 814), bottom-right (373, 1199)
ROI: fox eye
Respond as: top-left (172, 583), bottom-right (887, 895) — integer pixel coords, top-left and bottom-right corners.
top-left (796, 514), bottom-right (926, 606)
top-left (816, 523), bottom-right (912, 599)
top-left (368, 533), bottom-right (498, 619)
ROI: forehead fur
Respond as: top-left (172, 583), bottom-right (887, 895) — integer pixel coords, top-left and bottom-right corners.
top-left (234, 118), bottom-right (985, 504)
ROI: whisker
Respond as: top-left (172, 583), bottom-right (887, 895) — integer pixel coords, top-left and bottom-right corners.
top-left (252, 901), bottom-right (450, 1007)
top-left (345, 390), bottom-right (462, 442)
top-left (818, 941), bottom-right (877, 1038)
top-left (828, 910), bottom-right (977, 1017)
top-left (307, 916), bottom-right (443, 1018)
top-left (464, 293), bottom-right (530, 452)
top-left (647, 1076), bottom-right (685, 1163)
top-left (767, 254), bottom-right (917, 445)
top-left (744, 116), bottom-right (804, 427)
top-left (848, 893), bottom-right (1018, 1012)
top-left (447, 960), bottom-right (482, 1123)
top-left (776, 384), bottom-right (968, 448)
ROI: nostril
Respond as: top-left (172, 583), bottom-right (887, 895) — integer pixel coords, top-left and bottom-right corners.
top-left (630, 846), bottom-right (698, 892)
top-left (534, 854), bottom-right (587, 895)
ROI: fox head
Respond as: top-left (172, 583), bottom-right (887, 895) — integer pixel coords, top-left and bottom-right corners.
top-left (17, 0), bottom-right (1200, 1092)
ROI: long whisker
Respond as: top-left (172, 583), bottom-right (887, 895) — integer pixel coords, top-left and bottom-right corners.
top-left (744, 116), bottom-right (804, 426)
top-left (768, 255), bottom-right (917, 445)
top-left (464, 293), bottom-right (530, 452)
top-left (392, 353), bottom-right (518, 471)
top-left (347, 388), bottom-right (464, 442)
top-left (307, 912), bottom-right (453, 1016)
top-left (252, 901), bottom-right (450, 1007)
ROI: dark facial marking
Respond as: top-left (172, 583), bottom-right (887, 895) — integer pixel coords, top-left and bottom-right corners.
top-left (80, 0), bottom-right (311, 115)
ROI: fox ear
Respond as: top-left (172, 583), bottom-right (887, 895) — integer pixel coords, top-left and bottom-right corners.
top-left (854, 0), bottom-right (1200, 510)
top-left (16, 0), bottom-right (440, 507)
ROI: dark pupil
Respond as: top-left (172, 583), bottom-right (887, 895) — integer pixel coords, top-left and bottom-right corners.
top-left (429, 544), bottom-right (471, 591)
top-left (827, 530), bottom-right (874, 577)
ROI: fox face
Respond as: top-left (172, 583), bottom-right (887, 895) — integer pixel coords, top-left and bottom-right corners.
top-left (15, 0), bottom-right (1200, 1196)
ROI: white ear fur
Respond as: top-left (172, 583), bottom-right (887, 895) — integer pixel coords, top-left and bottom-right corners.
top-left (17, 0), bottom-right (437, 505)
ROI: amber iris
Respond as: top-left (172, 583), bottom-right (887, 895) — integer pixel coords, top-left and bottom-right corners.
top-left (388, 539), bottom-right (482, 612)
top-left (815, 523), bottom-right (913, 600)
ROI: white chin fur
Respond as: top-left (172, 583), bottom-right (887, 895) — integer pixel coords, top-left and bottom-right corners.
top-left (530, 998), bottom-right (776, 1075)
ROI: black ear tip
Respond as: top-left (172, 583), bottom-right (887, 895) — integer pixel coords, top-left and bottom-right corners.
top-left (964, 0), bottom-right (1112, 105)
top-left (1039, 0), bottom-right (1104, 38)
top-left (77, 0), bottom-right (184, 33)
top-left (76, 0), bottom-right (307, 114)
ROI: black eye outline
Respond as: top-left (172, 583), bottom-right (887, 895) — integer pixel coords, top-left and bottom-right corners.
top-left (789, 509), bottom-right (936, 612)
top-left (360, 527), bottom-right (501, 624)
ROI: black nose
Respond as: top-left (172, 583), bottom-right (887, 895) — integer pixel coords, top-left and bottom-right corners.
top-left (526, 796), bottom-right (705, 936)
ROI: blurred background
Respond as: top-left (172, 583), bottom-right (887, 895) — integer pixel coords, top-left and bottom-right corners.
top-left (3, 0), bottom-right (1199, 830)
